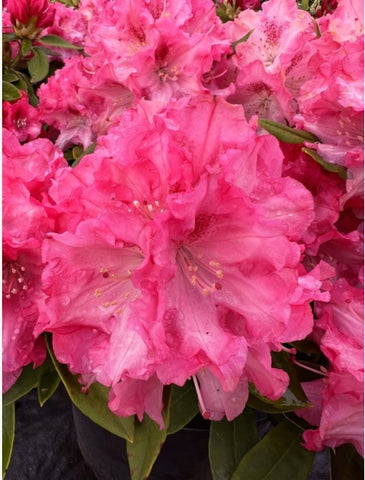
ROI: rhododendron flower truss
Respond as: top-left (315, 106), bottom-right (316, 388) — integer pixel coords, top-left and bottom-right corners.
top-left (150, 173), bottom-right (319, 418)
top-left (78, 0), bottom-right (229, 102)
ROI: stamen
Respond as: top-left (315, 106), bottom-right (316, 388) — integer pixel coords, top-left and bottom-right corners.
top-left (177, 247), bottom-right (224, 296)
top-left (81, 375), bottom-right (96, 394)
top-left (128, 199), bottom-right (164, 218)
top-left (291, 357), bottom-right (329, 377)
top-left (192, 375), bottom-right (210, 420)
top-left (3, 260), bottom-right (28, 299)
top-left (281, 345), bottom-right (297, 355)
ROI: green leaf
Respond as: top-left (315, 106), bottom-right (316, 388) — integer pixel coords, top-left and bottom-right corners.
top-left (2, 402), bottom-right (15, 479)
top-left (21, 38), bottom-right (32, 56)
top-left (15, 73), bottom-right (39, 106)
top-left (302, 147), bottom-right (347, 180)
top-left (258, 119), bottom-right (319, 144)
top-left (27, 48), bottom-right (49, 83)
top-left (209, 408), bottom-right (259, 480)
top-left (45, 334), bottom-right (134, 442)
top-left (167, 381), bottom-right (199, 434)
top-left (71, 142), bottom-right (97, 167)
top-left (231, 29), bottom-right (255, 54)
top-left (37, 356), bottom-right (61, 406)
top-left (2, 71), bottom-right (19, 83)
top-left (127, 416), bottom-right (168, 480)
top-left (2, 81), bottom-right (22, 101)
top-left (127, 388), bottom-right (171, 480)
top-left (231, 420), bottom-right (315, 480)
top-left (3, 364), bottom-right (40, 406)
top-left (39, 34), bottom-right (83, 50)
top-left (331, 444), bottom-right (364, 480)
top-left (2, 33), bottom-right (18, 42)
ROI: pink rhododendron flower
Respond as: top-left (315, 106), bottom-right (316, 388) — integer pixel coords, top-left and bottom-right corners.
top-left (38, 219), bottom-right (156, 387)
top-left (38, 56), bottom-right (134, 149)
top-left (226, 59), bottom-right (296, 124)
top-left (109, 376), bottom-right (164, 428)
top-left (226, 0), bottom-right (315, 74)
top-left (2, 135), bottom-right (66, 391)
top-left (3, 128), bottom-right (67, 201)
top-left (295, 379), bottom-right (326, 427)
top-left (320, 0), bottom-right (363, 43)
top-left (2, 129), bottom-right (68, 392)
top-left (77, 0), bottom-right (230, 103)
top-left (281, 144), bottom-right (345, 254)
top-left (195, 369), bottom-right (249, 421)
top-left (43, 1), bottom-right (87, 48)
top-left (3, 92), bottom-right (42, 142)
top-left (315, 279), bottom-right (364, 379)
top-left (294, 33), bottom-right (364, 169)
top-left (36, 94), bottom-right (324, 424)
top-left (302, 372), bottom-right (364, 457)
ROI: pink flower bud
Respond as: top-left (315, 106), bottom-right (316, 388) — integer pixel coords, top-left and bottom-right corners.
top-left (6, 0), bottom-right (55, 38)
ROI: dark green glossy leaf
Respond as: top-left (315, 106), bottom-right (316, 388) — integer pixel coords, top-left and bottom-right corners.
top-left (21, 38), bottom-right (32, 56)
top-left (2, 81), bottom-right (22, 101)
top-left (15, 74), bottom-right (39, 106)
top-left (209, 408), bottom-right (259, 480)
top-left (39, 34), bottom-right (83, 50)
top-left (46, 334), bottom-right (134, 441)
top-left (2, 402), bottom-right (15, 479)
top-left (2, 71), bottom-right (19, 83)
top-left (37, 356), bottom-right (61, 406)
top-left (331, 444), bottom-right (364, 480)
top-left (3, 364), bottom-right (39, 406)
top-left (302, 147), bottom-right (347, 180)
top-left (127, 390), bottom-right (171, 480)
top-left (231, 420), bottom-right (315, 480)
top-left (28, 48), bottom-right (49, 83)
top-left (258, 119), bottom-right (319, 144)
top-left (167, 381), bottom-right (199, 434)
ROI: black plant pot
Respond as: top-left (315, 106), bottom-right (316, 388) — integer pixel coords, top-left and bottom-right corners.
top-left (72, 407), bottom-right (213, 480)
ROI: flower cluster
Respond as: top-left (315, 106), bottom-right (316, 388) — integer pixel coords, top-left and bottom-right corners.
top-left (2, 0), bottom-right (364, 474)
